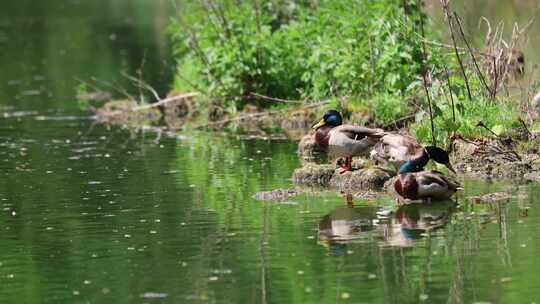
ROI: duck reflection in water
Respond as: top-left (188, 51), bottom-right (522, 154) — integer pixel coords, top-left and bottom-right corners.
top-left (317, 196), bottom-right (456, 254)
top-left (383, 201), bottom-right (455, 247)
top-left (318, 205), bottom-right (379, 256)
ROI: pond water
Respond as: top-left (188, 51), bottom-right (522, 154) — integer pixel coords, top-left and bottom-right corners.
top-left (1, 1), bottom-right (540, 304)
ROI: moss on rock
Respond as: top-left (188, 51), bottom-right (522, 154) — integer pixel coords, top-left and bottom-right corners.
top-left (292, 163), bottom-right (394, 190)
top-left (329, 167), bottom-right (394, 190)
top-left (292, 163), bottom-right (335, 186)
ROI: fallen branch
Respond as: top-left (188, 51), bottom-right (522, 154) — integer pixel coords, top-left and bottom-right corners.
top-left (420, 38), bottom-right (494, 58)
top-left (133, 92), bottom-right (200, 111)
top-left (248, 92), bottom-right (303, 104)
top-left (383, 113), bottom-right (416, 129)
top-left (121, 72), bottom-right (161, 102)
top-left (89, 77), bottom-right (137, 102)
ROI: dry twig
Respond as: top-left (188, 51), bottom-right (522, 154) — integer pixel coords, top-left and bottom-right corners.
top-left (133, 92), bottom-right (200, 111)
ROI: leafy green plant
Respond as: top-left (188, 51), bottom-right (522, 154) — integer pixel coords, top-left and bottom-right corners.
top-left (169, 0), bottom-right (527, 144)
top-left (169, 0), bottom-right (427, 109)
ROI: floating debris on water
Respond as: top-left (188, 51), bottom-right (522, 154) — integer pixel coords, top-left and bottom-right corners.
top-left (253, 189), bottom-right (299, 201)
top-left (500, 277), bottom-right (512, 283)
top-left (469, 192), bottom-right (512, 204)
top-left (141, 292), bottom-right (168, 299)
top-left (21, 90), bottom-right (41, 96)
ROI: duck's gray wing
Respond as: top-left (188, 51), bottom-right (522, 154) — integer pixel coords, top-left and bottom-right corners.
top-left (374, 133), bottom-right (423, 163)
top-left (328, 125), bottom-right (384, 157)
top-left (333, 125), bottom-right (385, 140)
top-left (417, 171), bottom-right (461, 192)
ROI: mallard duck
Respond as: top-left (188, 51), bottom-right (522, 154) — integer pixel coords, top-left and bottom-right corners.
top-left (394, 169), bottom-right (460, 201)
top-left (372, 131), bottom-right (455, 173)
top-left (312, 110), bottom-right (384, 172)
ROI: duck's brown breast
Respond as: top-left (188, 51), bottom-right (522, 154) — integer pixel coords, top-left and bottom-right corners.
top-left (395, 174), bottom-right (418, 200)
top-left (314, 125), bottom-right (333, 151)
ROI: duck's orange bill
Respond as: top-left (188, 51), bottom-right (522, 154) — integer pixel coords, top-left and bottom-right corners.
top-left (312, 119), bottom-right (326, 130)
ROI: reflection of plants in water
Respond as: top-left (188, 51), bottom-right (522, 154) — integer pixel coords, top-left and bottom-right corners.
top-left (314, 197), bottom-right (533, 303)
top-left (175, 133), bottom-right (299, 206)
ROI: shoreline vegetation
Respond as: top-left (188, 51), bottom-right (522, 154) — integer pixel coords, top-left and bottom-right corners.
top-left (80, 0), bottom-right (540, 181)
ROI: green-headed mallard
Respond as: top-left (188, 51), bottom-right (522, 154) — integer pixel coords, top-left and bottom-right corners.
top-left (312, 110), bottom-right (384, 172)
top-left (394, 168), bottom-right (461, 201)
top-left (373, 131), bottom-right (455, 173)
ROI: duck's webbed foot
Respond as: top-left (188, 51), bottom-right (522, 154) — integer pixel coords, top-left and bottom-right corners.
top-left (338, 156), bottom-right (353, 174)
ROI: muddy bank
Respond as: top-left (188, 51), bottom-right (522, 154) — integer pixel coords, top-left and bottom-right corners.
top-left (452, 136), bottom-right (540, 181)
top-left (91, 92), bottom-right (320, 140)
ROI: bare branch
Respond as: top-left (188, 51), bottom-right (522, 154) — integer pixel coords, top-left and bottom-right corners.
top-left (248, 92), bottom-right (303, 104)
top-left (133, 92), bottom-right (200, 111)
top-left (121, 72), bottom-right (161, 102)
